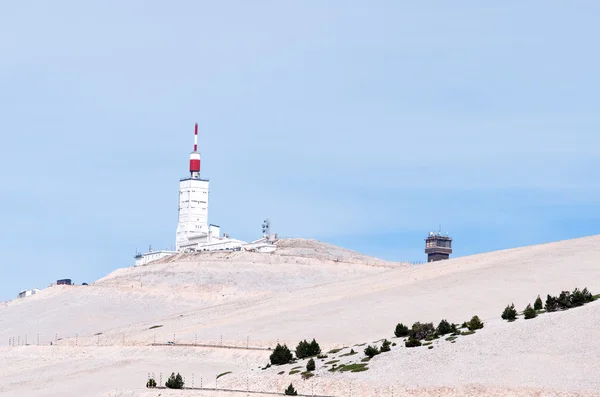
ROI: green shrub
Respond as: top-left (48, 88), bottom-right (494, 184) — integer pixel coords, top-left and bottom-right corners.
top-left (146, 378), bottom-right (157, 388)
top-left (270, 343), bottom-right (293, 365)
top-left (165, 372), bottom-right (184, 389)
top-left (306, 358), bottom-right (315, 371)
top-left (380, 339), bottom-right (391, 352)
top-left (295, 339), bottom-right (321, 359)
top-left (501, 303), bottom-right (517, 321)
top-left (534, 295), bottom-right (543, 310)
top-left (557, 291), bottom-right (572, 309)
top-left (460, 321), bottom-right (468, 329)
top-left (571, 288), bottom-right (588, 306)
top-left (523, 304), bottom-right (537, 319)
top-left (364, 345), bottom-right (380, 358)
top-left (582, 287), bottom-right (594, 303)
top-left (394, 323), bottom-right (410, 337)
top-left (466, 315), bottom-right (484, 331)
top-left (436, 319), bottom-right (453, 335)
top-left (545, 288), bottom-right (594, 312)
top-left (545, 294), bottom-right (558, 312)
top-left (405, 337), bottom-right (422, 348)
top-left (409, 322), bottom-right (435, 340)
top-left (285, 383), bottom-right (298, 395)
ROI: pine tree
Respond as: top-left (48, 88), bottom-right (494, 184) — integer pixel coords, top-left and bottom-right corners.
top-left (523, 303), bottom-right (537, 319)
top-left (501, 303), bottom-right (517, 321)
top-left (467, 315), bottom-right (484, 331)
top-left (405, 337), bottom-right (421, 348)
top-left (436, 319), bottom-right (453, 335)
top-left (394, 323), bottom-right (409, 337)
top-left (146, 378), bottom-right (157, 388)
top-left (545, 294), bottom-right (558, 312)
top-left (309, 338), bottom-right (321, 356)
top-left (295, 340), bottom-right (309, 359)
top-left (409, 322), bottom-right (435, 340)
top-left (534, 295), bottom-right (543, 310)
top-left (364, 345), bottom-right (380, 358)
top-left (582, 287), bottom-right (594, 302)
top-left (285, 383), bottom-right (298, 396)
top-left (165, 372), bottom-right (184, 389)
top-left (306, 358), bottom-right (315, 371)
top-left (270, 343), bottom-right (293, 365)
top-left (380, 339), bottom-right (391, 352)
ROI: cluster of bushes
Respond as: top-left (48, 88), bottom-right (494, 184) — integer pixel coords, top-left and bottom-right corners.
top-left (165, 372), bottom-right (184, 389)
top-left (545, 288), bottom-right (594, 311)
top-left (270, 343), bottom-right (294, 365)
top-left (502, 287), bottom-right (595, 322)
top-left (295, 339), bottom-right (321, 359)
top-left (269, 338), bottom-right (322, 365)
top-left (363, 339), bottom-right (391, 358)
top-left (394, 317), bottom-right (483, 348)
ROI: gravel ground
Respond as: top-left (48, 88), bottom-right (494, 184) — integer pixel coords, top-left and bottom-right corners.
top-left (2, 236), bottom-right (600, 396)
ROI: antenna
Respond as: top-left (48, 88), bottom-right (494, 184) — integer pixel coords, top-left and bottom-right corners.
top-left (189, 123), bottom-right (201, 177)
top-left (262, 219), bottom-right (271, 238)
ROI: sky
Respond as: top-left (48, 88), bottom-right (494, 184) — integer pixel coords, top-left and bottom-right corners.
top-left (1, 1), bottom-right (599, 300)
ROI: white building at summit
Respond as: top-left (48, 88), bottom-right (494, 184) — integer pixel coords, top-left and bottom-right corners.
top-left (134, 123), bottom-right (276, 266)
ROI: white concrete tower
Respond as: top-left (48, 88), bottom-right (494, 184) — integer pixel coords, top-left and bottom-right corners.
top-left (176, 123), bottom-right (210, 251)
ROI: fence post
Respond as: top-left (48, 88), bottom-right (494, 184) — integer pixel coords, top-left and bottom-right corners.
top-left (37, 334), bottom-right (39, 346)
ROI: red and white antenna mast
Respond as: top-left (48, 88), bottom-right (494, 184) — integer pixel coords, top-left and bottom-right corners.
top-left (189, 123), bottom-right (201, 178)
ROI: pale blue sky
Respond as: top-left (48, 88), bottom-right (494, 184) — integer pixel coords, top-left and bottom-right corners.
top-left (1, 1), bottom-right (599, 300)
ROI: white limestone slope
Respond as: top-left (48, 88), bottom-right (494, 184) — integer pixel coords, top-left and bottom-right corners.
top-left (1, 236), bottom-right (600, 396)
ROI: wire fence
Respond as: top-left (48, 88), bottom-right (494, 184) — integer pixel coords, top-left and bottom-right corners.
top-left (5, 333), bottom-right (288, 351)
top-left (146, 372), bottom-right (341, 397)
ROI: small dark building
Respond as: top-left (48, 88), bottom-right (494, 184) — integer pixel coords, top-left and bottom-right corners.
top-left (57, 279), bottom-right (72, 285)
top-left (425, 231), bottom-right (453, 262)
